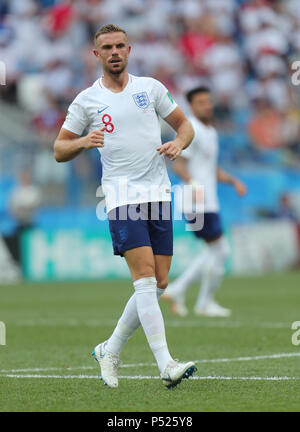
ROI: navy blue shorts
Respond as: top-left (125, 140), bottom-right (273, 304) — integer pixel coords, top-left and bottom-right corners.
top-left (185, 212), bottom-right (223, 241)
top-left (108, 202), bottom-right (173, 256)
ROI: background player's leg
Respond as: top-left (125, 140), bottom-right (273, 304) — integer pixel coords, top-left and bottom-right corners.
top-left (194, 236), bottom-right (231, 315)
top-left (124, 246), bottom-right (173, 373)
top-left (163, 247), bottom-right (209, 313)
top-left (194, 246), bottom-right (215, 310)
top-left (163, 211), bottom-right (207, 315)
top-left (167, 252), bottom-right (205, 293)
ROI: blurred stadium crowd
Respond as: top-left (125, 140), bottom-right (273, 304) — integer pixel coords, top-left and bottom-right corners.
top-left (1, 0), bottom-right (300, 238)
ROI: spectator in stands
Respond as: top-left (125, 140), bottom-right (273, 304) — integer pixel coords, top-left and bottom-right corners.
top-left (255, 192), bottom-right (298, 222)
top-left (248, 97), bottom-right (285, 149)
top-left (277, 193), bottom-right (298, 221)
top-left (4, 171), bottom-right (41, 264)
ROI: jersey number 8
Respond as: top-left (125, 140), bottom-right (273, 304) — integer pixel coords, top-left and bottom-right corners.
top-left (102, 114), bottom-right (114, 133)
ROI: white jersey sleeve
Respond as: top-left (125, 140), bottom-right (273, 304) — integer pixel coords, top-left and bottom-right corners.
top-left (153, 79), bottom-right (177, 119)
top-left (62, 93), bottom-right (89, 135)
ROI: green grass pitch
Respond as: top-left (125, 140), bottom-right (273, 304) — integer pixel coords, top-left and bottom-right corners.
top-left (0, 271), bottom-right (300, 412)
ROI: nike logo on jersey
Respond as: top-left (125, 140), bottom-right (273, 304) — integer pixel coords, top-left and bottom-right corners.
top-left (97, 106), bottom-right (109, 114)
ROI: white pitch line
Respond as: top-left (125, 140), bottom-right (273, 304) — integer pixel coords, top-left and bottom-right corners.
top-left (0, 366), bottom-right (95, 373)
top-left (13, 320), bottom-right (291, 329)
top-left (1, 352), bottom-right (299, 374)
top-left (0, 363), bottom-right (156, 373)
top-left (196, 352), bottom-right (300, 363)
top-left (119, 375), bottom-right (300, 381)
top-left (1, 374), bottom-right (299, 381)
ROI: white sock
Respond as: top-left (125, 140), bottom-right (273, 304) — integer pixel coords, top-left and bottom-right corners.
top-left (195, 237), bottom-right (230, 309)
top-left (195, 250), bottom-right (215, 309)
top-left (106, 287), bottom-right (164, 355)
top-left (170, 248), bottom-right (209, 298)
top-left (133, 277), bottom-right (172, 373)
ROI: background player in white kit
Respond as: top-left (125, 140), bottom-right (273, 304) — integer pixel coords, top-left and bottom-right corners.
top-left (54, 25), bottom-right (196, 388)
top-left (163, 87), bottom-right (247, 317)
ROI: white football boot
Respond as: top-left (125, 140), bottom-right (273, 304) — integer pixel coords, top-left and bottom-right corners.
top-left (161, 359), bottom-right (197, 389)
top-left (194, 301), bottom-right (231, 317)
top-left (92, 341), bottom-right (119, 388)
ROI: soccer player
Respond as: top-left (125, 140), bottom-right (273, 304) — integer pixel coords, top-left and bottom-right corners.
top-left (163, 87), bottom-right (247, 317)
top-left (54, 24), bottom-right (196, 388)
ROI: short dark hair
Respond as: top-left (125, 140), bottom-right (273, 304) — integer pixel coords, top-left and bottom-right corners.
top-left (186, 86), bottom-right (211, 103)
top-left (94, 24), bottom-right (128, 46)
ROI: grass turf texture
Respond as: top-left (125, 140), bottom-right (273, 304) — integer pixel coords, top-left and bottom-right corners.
top-left (0, 271), bottom-right (299, 412)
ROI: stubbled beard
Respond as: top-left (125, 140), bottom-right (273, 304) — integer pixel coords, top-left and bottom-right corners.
top-left (105, 63), bottom-right (127, 75)
top-left (199, 113), bottom-right (213, 122)
top-left (110, 67), bottom-right (126, 75)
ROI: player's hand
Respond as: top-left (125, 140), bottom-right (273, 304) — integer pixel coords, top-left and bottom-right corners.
top-left (83, 128), bottom-right (105, 149)
top-left (234, 179), bottom-right (247, 196)
top-left (156, 140), bottom-right (183, 161)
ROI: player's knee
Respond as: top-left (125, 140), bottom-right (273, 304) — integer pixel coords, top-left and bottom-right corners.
top-left (134, 264), bottom-right (155, 281)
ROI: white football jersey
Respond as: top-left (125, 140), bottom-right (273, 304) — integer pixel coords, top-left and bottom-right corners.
top-left (62, 74), bottom-right (177, 212)
top-left (182, 116), bottom-right (219, 213)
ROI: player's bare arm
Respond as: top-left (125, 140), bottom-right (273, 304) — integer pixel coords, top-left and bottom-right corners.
top-left (54, 127), bottom-right (105, 162)
top-left (157, 107), bottom-right (194, 161)
top-left (217, 167), bottom-right (247, 196)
